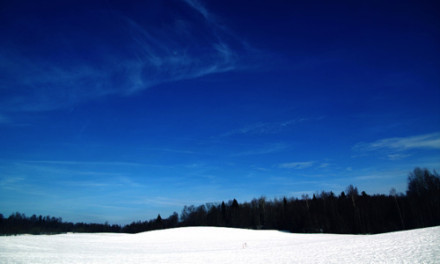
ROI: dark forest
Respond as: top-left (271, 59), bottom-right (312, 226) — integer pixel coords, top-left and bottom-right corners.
top-left (1, 168), bottom-right (439, 235)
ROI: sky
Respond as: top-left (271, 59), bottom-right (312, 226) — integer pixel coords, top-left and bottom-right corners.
top-left (0, 0), bottom-right (439, 225)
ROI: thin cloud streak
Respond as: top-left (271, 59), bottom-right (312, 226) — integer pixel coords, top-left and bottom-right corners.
top-left (183, 0), bottom-right (211, 21)
top-left (231, 143), bottom-right (288, 157)
top-left (19, 160), bottom-right (144, 167)
top-left (354, 133), bottom-right (440, 152)
top-left (220, 118), bottom-right (310, 138)
top-left (134, 197), bottom-right (200, 207)
top-left (279, 161), bottom-right (315, 169)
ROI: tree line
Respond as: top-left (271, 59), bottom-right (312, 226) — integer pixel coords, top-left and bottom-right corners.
top-left (1, 167), bottom-right (439, 235)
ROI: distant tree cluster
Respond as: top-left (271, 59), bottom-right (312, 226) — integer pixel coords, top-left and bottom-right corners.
top-left (1, 168), bottom-right (439, 235)
top-left (178, 167), bottom-right (439, 234)
top-left (122, 213), bottom-right (179, 233)
top-left (0, 213), bottom-right (122, 235)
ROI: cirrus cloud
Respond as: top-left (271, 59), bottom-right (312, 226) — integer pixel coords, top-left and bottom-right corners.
top-left (279, 161), bottom-right (315, 169)
top-left (354, 133), bottom-right (440, 152)
top-left (0, 0), bottom-right (255, 116)
top-left (353, 132), bottom-right (440, 160)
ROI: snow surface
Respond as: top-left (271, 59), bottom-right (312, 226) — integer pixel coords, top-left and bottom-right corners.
top-left (1, 226), bottom-right (439, 263)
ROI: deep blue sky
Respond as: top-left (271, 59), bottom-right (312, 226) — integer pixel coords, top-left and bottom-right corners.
top-left (1, 0), bottom-right (439, 224)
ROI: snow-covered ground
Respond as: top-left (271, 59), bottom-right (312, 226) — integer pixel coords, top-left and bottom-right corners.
top-left (1, 226), bottom-right (439, 263)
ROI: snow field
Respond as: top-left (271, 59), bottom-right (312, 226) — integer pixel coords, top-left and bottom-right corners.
top-left (1, 226), bottom-right (439, 263)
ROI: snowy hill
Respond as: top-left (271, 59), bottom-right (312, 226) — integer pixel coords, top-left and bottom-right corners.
top-left (1, 226), bottom-right (439, 263)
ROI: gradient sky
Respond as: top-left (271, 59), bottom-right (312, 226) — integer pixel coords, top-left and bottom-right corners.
top-left (1, 0), bottom-right (439, 224)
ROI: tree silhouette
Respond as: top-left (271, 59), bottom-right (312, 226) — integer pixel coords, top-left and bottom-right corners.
top-left (2, 168), bottom-right (439, 235)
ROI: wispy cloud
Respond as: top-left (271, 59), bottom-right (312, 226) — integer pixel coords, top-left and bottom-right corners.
top-left (279, 161), bottom-right (315, 169)
top-left (143, 148), bottom-right (196, 155)
top-left (20, 160), bottom-right (144, 167)
top-left (0, 159), bottom-right (144, 186)
top-left (319, 163), bottom-right (330, 168)
top-left (0, 1), bottom-right (254, 116)
top-left (134, 196), bottom-right (198, 207)
top-left (354, 174), bottom-right (386, 181)
top-left (231, 143), bottom-right (288, 157)
top-left (387, 153), bottom-right (411, 160)
top-left (183, 0), bottom-right (211, 21)
top-left (354, 133), bottom-right (440, 160)
top-left (278, 160), bottom-right (333, 170)
top-left (221, 118), bottom-right (310, 137)
top-left (59, 180), bottom-right (112, 188)
top-left (0, 176), bottom-right (25, 190)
